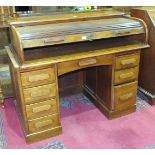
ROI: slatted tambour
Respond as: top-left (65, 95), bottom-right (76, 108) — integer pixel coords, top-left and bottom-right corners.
top-left (18, 18), bottom-right (143, 40)
top-left (10, 16), bottom-right (146, 63)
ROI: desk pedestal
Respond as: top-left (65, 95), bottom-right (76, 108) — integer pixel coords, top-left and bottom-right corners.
top-left (9, 49), bottom-right (140, 143)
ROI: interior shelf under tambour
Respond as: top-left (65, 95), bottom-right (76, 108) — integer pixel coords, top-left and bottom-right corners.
top-left (23, 37), bottom-right (148, 66)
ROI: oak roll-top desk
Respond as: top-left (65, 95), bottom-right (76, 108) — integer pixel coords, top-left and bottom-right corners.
top-left (131, 7), bottom-right (155, 104)
top-left (6, 11), bottom-right (149, 143)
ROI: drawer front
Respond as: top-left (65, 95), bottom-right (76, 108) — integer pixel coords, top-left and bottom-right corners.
top-left (114, 81), bottom-right (137, 111)
top-left (28, 114), bottom-right (60, 133)
top-left (115, 53), bottom-right (140, 70)
top-left (26, 98), bottom-right (58, 119)
top-left (58, 55), bottom-right (113, 75)
top-left (21, 68), bottom-right (56, 87)
top-left (23, 84), bottom-right (56, 103)
top-left (114, 67), bottom-right (139, 85)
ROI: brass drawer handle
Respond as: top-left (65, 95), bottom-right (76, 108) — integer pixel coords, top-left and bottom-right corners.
top-left (78, 58), bottom-right (96, 66)
top-left (121, 58), bottom-right (136, 66)
top-left (43, 37), bottom-right (64, 44)
top-left (119, 93), bottom-right (133, 101)
top-left (30, 89), bottom-right (51, 98)
top-left (28, 74), bottom-right (50, 82)
top-left (119, 72), bottom-right (134, 79)
top-left (32, 105), bottom-right (51, 113)
top-left (35, 119), bottom-right (52, 129)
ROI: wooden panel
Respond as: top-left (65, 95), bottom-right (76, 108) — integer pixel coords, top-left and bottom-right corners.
top-left (10, 26), bottom-right (24, 63)
top-left (131, 8), bottom-right (155, 97)
top-left (84, 67), bottom-right (97, 95)
top-left (23, 83), bottom-right (56, 103)
top-left (114, 81), bottom-right (137, 111)
top-left (28, 114), bottom-right (60, 133)
top-left (84, 65), bottom-right (113, 110)
top-left (96, 65), bottom-right (113, 110)
top-left (59, 70), bottom-right (83, 96)
top-left (58, 54), bottom-right (113, 75)
top-left (114, 67), bottom-right (139, 85)
top-left (26, 98), bottom-right (58, 119)
top-left (0, 28), bottom-right (9, 47)
top-left (21, 68), bottom-right (56, 87)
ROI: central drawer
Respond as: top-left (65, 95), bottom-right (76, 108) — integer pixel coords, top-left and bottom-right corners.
top-left (114, 81), bottom-right (137, 111)
top-left (26, 98), bottom-right (58, 119)
top-left (58, 55), bottom-right (113, 75)
top-left (23, 83), bottom-right (56, 103)
top-left (28, 114), bottom-right (60, 133)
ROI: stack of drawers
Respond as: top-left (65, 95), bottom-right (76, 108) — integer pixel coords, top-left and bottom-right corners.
top-left (113, 51), bottom-right (140, 113)
top-left (20, 66), bottom-right (61, 142)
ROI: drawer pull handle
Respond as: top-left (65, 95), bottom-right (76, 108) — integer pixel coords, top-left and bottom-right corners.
top-left (30, 89), bottom-right (51, 98)
top-left (121, 58), bottom-right (136, 66)
top-left (119, 93), bottom-right (133, 101)
top-left (35, 119), bottom-right (52, 129)
top-left (28, 74), bottom-right (50, 82)
top-left (119, 72), bottom-right (134, 79)
top-left (44, 38), bottom-right (64, 44)
top-left (32, 105), bottom-right (51, 113)
top-left (78, 58), bottom-right (96, 66)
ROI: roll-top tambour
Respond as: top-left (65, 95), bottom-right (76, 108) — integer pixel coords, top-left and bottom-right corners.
top-left (11, 17), bottom-right (145, 49)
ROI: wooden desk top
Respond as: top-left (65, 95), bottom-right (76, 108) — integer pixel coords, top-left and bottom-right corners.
top-left (6, 38), bottom-right (149, 70)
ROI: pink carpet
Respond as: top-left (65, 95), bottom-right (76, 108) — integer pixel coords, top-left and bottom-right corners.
top-left (1, 97), bottom-right (155, 149)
